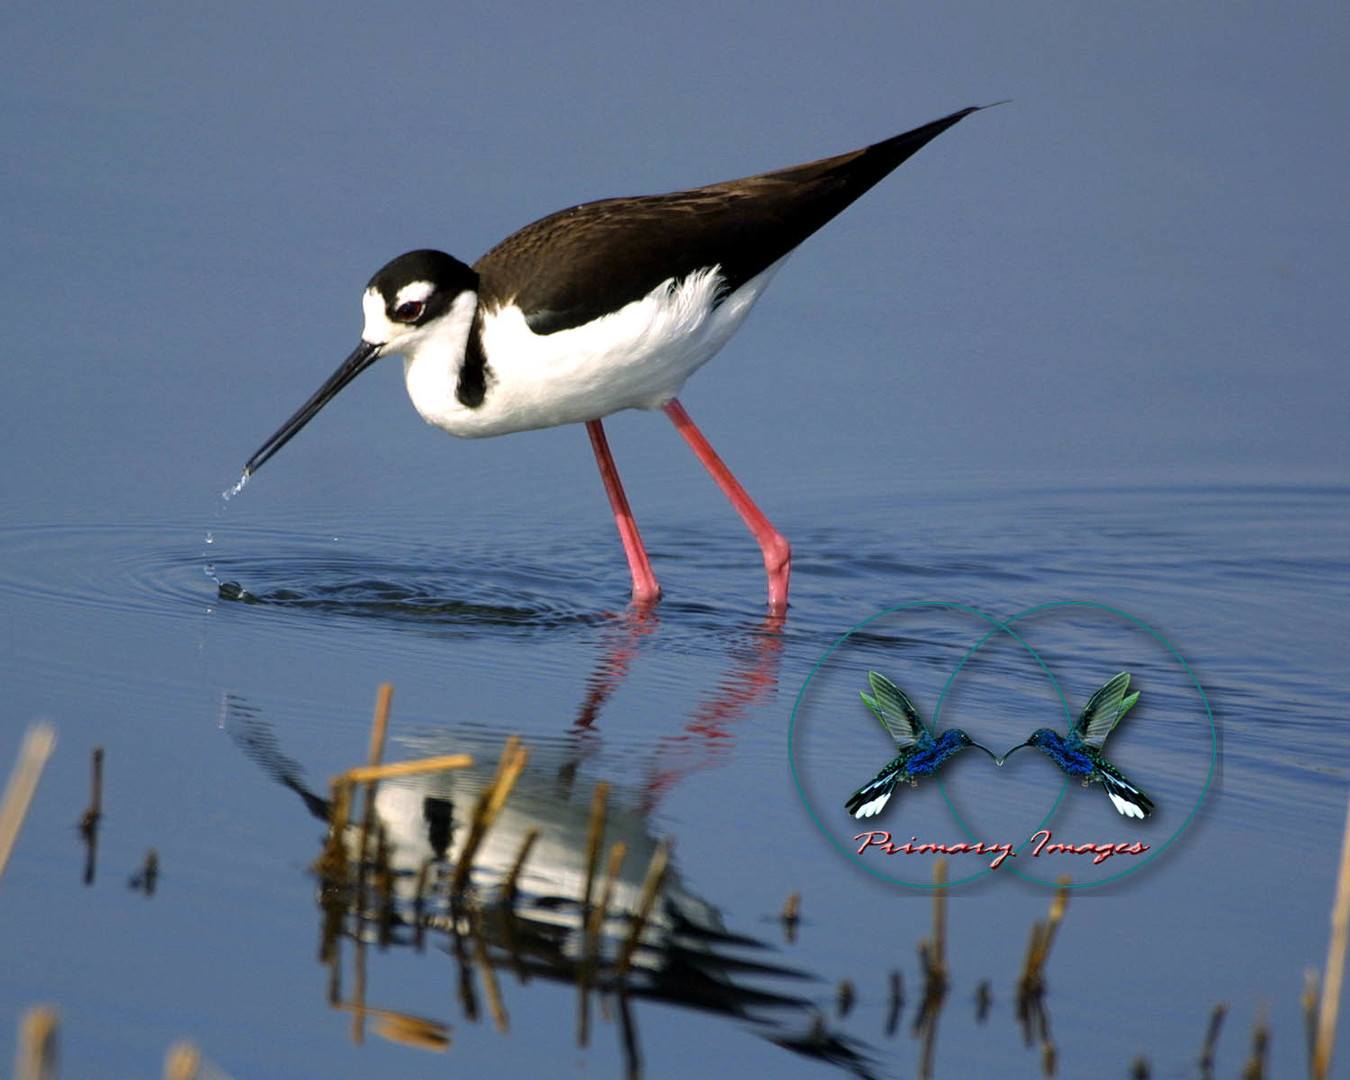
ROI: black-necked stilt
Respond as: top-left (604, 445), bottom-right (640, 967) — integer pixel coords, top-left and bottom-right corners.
top-left (242, 106), bottom-right (988, 613)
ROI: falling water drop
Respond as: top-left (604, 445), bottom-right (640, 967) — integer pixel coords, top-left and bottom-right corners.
top-left (222, 472), bottom-right (249, 502)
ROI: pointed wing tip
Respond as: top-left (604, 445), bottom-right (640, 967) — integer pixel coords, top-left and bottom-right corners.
top-left (937, 101), bottom-right (1009, 127)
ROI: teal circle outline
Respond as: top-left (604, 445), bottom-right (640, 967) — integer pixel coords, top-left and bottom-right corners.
top-left (786, 601), bottom-right (1072, 890)
top-left (787, 600), bottom-right (1217, 890)
top-left (932, 600), bottom-right (1216, 889)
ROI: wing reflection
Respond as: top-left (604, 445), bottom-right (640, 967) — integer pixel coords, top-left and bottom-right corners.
top-left (225, 661), bottom-right (878, 1077)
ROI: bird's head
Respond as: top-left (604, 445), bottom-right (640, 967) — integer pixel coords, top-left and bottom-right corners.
top-left (360, 250), bottom-right (480, 357)
top-left (242, 250), bottom-right (479, 479)
top-left (951, 729), bottom-right (999, 762)
top-left (998, 728), bottom-right (1056, 764)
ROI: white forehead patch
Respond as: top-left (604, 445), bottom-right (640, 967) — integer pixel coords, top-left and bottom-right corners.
top-left (361, 286), bottom-right (396, 345)
top-left (395, 280), bottom-right (436, 306)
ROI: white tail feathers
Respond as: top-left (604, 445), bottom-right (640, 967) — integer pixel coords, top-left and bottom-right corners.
top-left (846, 776), bottom-right (898, 819)
top-left (1100, 768), bottom-right (1154, 819)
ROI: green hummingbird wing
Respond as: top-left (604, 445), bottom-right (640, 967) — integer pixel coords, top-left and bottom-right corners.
top-left (861, 671), bottom-right (925, 748)
top-left (1075, 672), bottom-right (1138, 747)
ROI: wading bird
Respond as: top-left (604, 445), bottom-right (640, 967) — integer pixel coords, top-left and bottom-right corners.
top-left (1001, 672), bottom-right (1155, 819)
top-left (241, 107), bottom-right (989, 613)
top-left (845, 671), bottom-right (996, 819)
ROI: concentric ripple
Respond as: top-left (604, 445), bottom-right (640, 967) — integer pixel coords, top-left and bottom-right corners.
top-left (0, 521), bottom-right (216, 622)
top-left (0, 520), bottom-right (606, 637)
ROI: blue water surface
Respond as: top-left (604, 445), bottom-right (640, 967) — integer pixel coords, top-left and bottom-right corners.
top-left (2, 5), bottom-right (1348, 1077)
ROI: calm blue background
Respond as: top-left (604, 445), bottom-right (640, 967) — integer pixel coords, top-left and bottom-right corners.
top-left (5, 3), bottom-right (1346, 526)
top-left (2, 4), bottom-right (1348, 1078)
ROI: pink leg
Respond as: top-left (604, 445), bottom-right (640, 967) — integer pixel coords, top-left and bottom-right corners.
top-left (586, 419), bottom-right (661, 605)
top-left (662, 398), bottom-right (791, 613)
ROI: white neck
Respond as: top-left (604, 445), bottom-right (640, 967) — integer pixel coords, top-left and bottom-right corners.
top-left (400, 290), bottom-right (480, 428)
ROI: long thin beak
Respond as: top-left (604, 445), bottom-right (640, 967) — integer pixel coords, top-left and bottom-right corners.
top-left (997, 742), bottom-right (1032, 766)
top-left (242, 340), bottom-right (382, 477)
top-left (969, 742), bottom-right (999, 762)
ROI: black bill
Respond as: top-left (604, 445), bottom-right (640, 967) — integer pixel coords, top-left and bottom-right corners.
top-left (993, 741), bottom-right (1031, 767)
top-left (243, 340), bottom-right (382, 477)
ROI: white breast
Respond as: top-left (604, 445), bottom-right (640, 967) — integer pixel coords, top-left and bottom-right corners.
top-left (402, 257), bottom-right (786, 438)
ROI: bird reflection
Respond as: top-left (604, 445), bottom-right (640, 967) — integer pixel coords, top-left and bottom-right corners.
top-left (224, 617), bottom-right (876, 1078)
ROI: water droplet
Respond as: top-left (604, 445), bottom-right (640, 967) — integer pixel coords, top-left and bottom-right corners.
top-left (222, 473), bottom-right (250, 501)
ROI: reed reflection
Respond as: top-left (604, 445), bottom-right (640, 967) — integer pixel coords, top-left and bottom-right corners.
top-left (224, 617), bottom-right (875, 1077)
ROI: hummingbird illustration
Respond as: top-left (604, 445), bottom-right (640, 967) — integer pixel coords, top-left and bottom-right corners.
top-left (845, 671), bottom-right (996, 819)
top-left (1001, 671), bottom-right (1155, 819)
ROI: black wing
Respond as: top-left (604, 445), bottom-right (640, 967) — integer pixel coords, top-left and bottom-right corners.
top-left (474, 107), bottom-right (983, 334)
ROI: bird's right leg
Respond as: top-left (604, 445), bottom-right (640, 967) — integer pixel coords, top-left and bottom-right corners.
top-left (661, 398), bottom-right (791, 613)
top-left (586, 419), bottom-right (661, 605)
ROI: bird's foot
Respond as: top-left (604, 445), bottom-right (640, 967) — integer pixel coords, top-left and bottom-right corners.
top-left (764, 536), bottom-right (791, 614)
top-left (630, 581), bottom-right (662, 606)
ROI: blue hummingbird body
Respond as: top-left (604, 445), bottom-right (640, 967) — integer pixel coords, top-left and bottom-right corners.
top-left (1008, 673), bottom-right (1155, 819)
top-left (845, 673), bottom-right (994, 820)
top-left (1023, 730), bottom-right (1094, 777)
top-left (900, 729), bottom-right (977, 776)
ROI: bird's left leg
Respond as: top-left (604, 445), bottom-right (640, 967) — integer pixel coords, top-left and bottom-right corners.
top-left (586, 419), bottom-right (662, 605)
top-left (662, 398), bottom-right (791, 613)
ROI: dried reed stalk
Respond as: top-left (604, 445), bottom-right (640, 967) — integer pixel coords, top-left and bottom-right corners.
top-left (471, 914), bottom-right (509, 1033)
top-left (587, 841), bottom-right (628, 955)
top-left (340, 754), bottom-right (474, 785)
top-left (781, 890), bottom-right (800, 943)
top-left (1020, 876), bottom-right (1070, 993)
top-left (836, 979), bottom-right (855, 1017)
top-left (581, 782), bottom-right (610, 917)
top-left (336, 1004), bottom-right (449, 1051)
top-left (614, 841), bottom-right (670, 979)
top-left (502, 827), bottom-right (540, 907)
top-left (885, 969), bottom-right (904, 1037)
top-left (357, 684), bottom-right (394, 867)
top-left (1199, 1001), bottom-right (1226, 1078)
top-left (0, 724), bottom-right (57, 885)
top-left (449, 738), bottom-right (527, 896)
top-left (163, 1040), bottom-right (200, 1080)
top-left (315, 778), bottom-right (352, 880)
top-left (80, 746), bottom-right (103, 832)
top-left (975, 980), bottom-right (992, 1023)
top-left (15, 1005), bottom-right (58, 1080)
top-left (931, 858), bottom-right (948, 977)
top-left (1313, 791), bottom-right (1350, 1079)
top-left (1242, 1003), bottom-right (1269, 1080)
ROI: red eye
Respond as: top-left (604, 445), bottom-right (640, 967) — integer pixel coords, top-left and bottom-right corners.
top-left (394, 300), bottom-right (425, 322)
